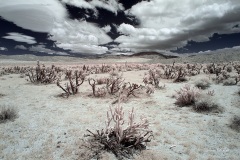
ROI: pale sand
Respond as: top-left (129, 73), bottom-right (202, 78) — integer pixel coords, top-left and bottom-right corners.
top-left (0, 55), bottom-right (240, 160)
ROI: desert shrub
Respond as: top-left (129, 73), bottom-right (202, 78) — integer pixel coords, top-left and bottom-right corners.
top-left (229, 116), bottom-right (240, 132)
top-left (57, 70), bottom-right (86, 97)
top-left (145, 85), bottom-right (155, 95)
top-left (238, 89), bottom-right (240, 96)
top-left (106, 74), bottom-right (124, 95)
top-left (0, 106), bottom-right (18, 123)
top-left (226, 66), bottom-right (232, 72)
top-left (143, 69), bottom-right (161, 88)
top-left (206, 90), bottom-right (215, 96)
top-left (86, 101), bottom-right (153, 159)
top-left (193, 98), bottom-right (221, 113)
top-left (175, 85), bottom-right (200, 107)
top-left (96, 77), bottom-right (108, 85)
top-left (88, 78), bottom-right (107, 97)
top-left (122, 82), bottom-right (142, 97)
top-left (173, 67), bottom-right (187, 83)
top-left (223, 78), bottom-right (238, 86)
top-left (26, 61), bottom-right (60, 84)
top-left (195, 78), bottom-right (211, 90)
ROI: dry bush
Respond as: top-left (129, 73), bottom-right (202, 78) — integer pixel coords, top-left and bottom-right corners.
top-left (122, 82), bottom-right (142, 98)
top-left (145, 85), bottom-right (155, 95)
top-left (85, 101), bottom-right (153, 159)
top-left (229, 116), bottom-right (240, 132)
top-left (173, 67), bottom-right (187, 83)
top-left (193, 97), bottom-right (221, 113)
top-left (26, 61), bottom-right (60, 84)
top-left (143, 69), bottom-right (161, 88)
top-left (106, 74), bottom-right (124, 95)
top-left (226, 66), bottom-right (232, 72)
top-left (88, 78), bottom-right (107, 97)
top-left (175, 85), bottom-right (200, 107)
top-left (195, 78), bottom-right (211, 90)
top-left (57, 70), bottom-right (86, 97)
top-left (223, 78), bottom-right (238, 86)
top-left (0, 93), bottom-right (5, 98)
top-left (96, 77), bottom-right (108, 85)
top-left (206, 90), bottom-right (215, 96)
top-left (0, 106), bottom-right (18, 123)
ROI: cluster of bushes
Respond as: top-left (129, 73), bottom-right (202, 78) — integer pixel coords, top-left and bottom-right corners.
top-left (174, 85), bottom-right (222, 113)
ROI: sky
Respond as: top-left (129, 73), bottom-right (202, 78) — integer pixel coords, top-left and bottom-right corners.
top-left (0, 0), bottom-right (240, 56)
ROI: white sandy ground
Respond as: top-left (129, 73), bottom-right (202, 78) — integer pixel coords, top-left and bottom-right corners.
top-left (0, 56), bottom-right (240, 160)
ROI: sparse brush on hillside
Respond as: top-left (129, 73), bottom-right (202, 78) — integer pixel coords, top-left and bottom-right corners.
top-left (0, 106), bottom-right (18, 123)
top-left (85, 99), bottom-right (153, 159)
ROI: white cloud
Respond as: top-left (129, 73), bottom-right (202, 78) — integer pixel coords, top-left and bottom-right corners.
top-left (59, 43), bottom-right (108, 55)
top-left (61, 0), bottom-right (124, 15)
top-left (0, 0), bottom-right (67, 32)
top-left (15, 45), bottom-right (27, 50)
top-left (89, 0), bottom-right (124, 14)
top-left (102, 25), bottom-right (111, 33)
top-left (60, 0), bottom-right (94, 9)
top-left (49, 20), bottom-right (112, 54)
top-left (116, 0), bottom-right (240, 52)
top-left (29, 45), bottom-right (69, 55)
top-left (0, 47), bottom-right (8, 51)
top-left (3, 32), bottom-right (37, 44)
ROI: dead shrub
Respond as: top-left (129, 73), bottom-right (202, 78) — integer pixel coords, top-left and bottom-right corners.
top-left (85, 101), bottom-right (153, 159)
top-left (0, 106), bottom-right (18, 123)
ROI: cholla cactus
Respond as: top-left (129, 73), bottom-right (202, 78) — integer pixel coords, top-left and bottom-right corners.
top-left (57, 70), bottom-right (86, 97)
top-left (26, 61), bottom-right (60, 84)
top-left (86, 100), bottom-right (153, 159)
top-left (143, 69), bottom-right (161, 88)
top-left (88, 78), bottom-right (107, 97)
top-left (106, 74), bottom-right (124, 95)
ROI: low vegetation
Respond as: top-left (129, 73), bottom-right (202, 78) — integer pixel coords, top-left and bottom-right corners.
top-left (193, 99), bottom-right (221, 113)
top-left (229, 116), bottom-right (240, 132)
top-left (85, 100), bottom-right (153, 159)
top-left (0, 106), bottom-right (18, 123)
top-left (174, 85), bottom-right (200, 107)
top-left (26, 61), bottom-right (61, 84)
top-left (195, 78), bottom-right (211, 90)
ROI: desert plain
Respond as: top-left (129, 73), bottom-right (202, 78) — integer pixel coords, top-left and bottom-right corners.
top-left (0, 52), bottom-right (240, 160)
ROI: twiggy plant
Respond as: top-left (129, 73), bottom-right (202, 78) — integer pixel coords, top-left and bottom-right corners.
top-left (86, 99), bottom-right (153, 159)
